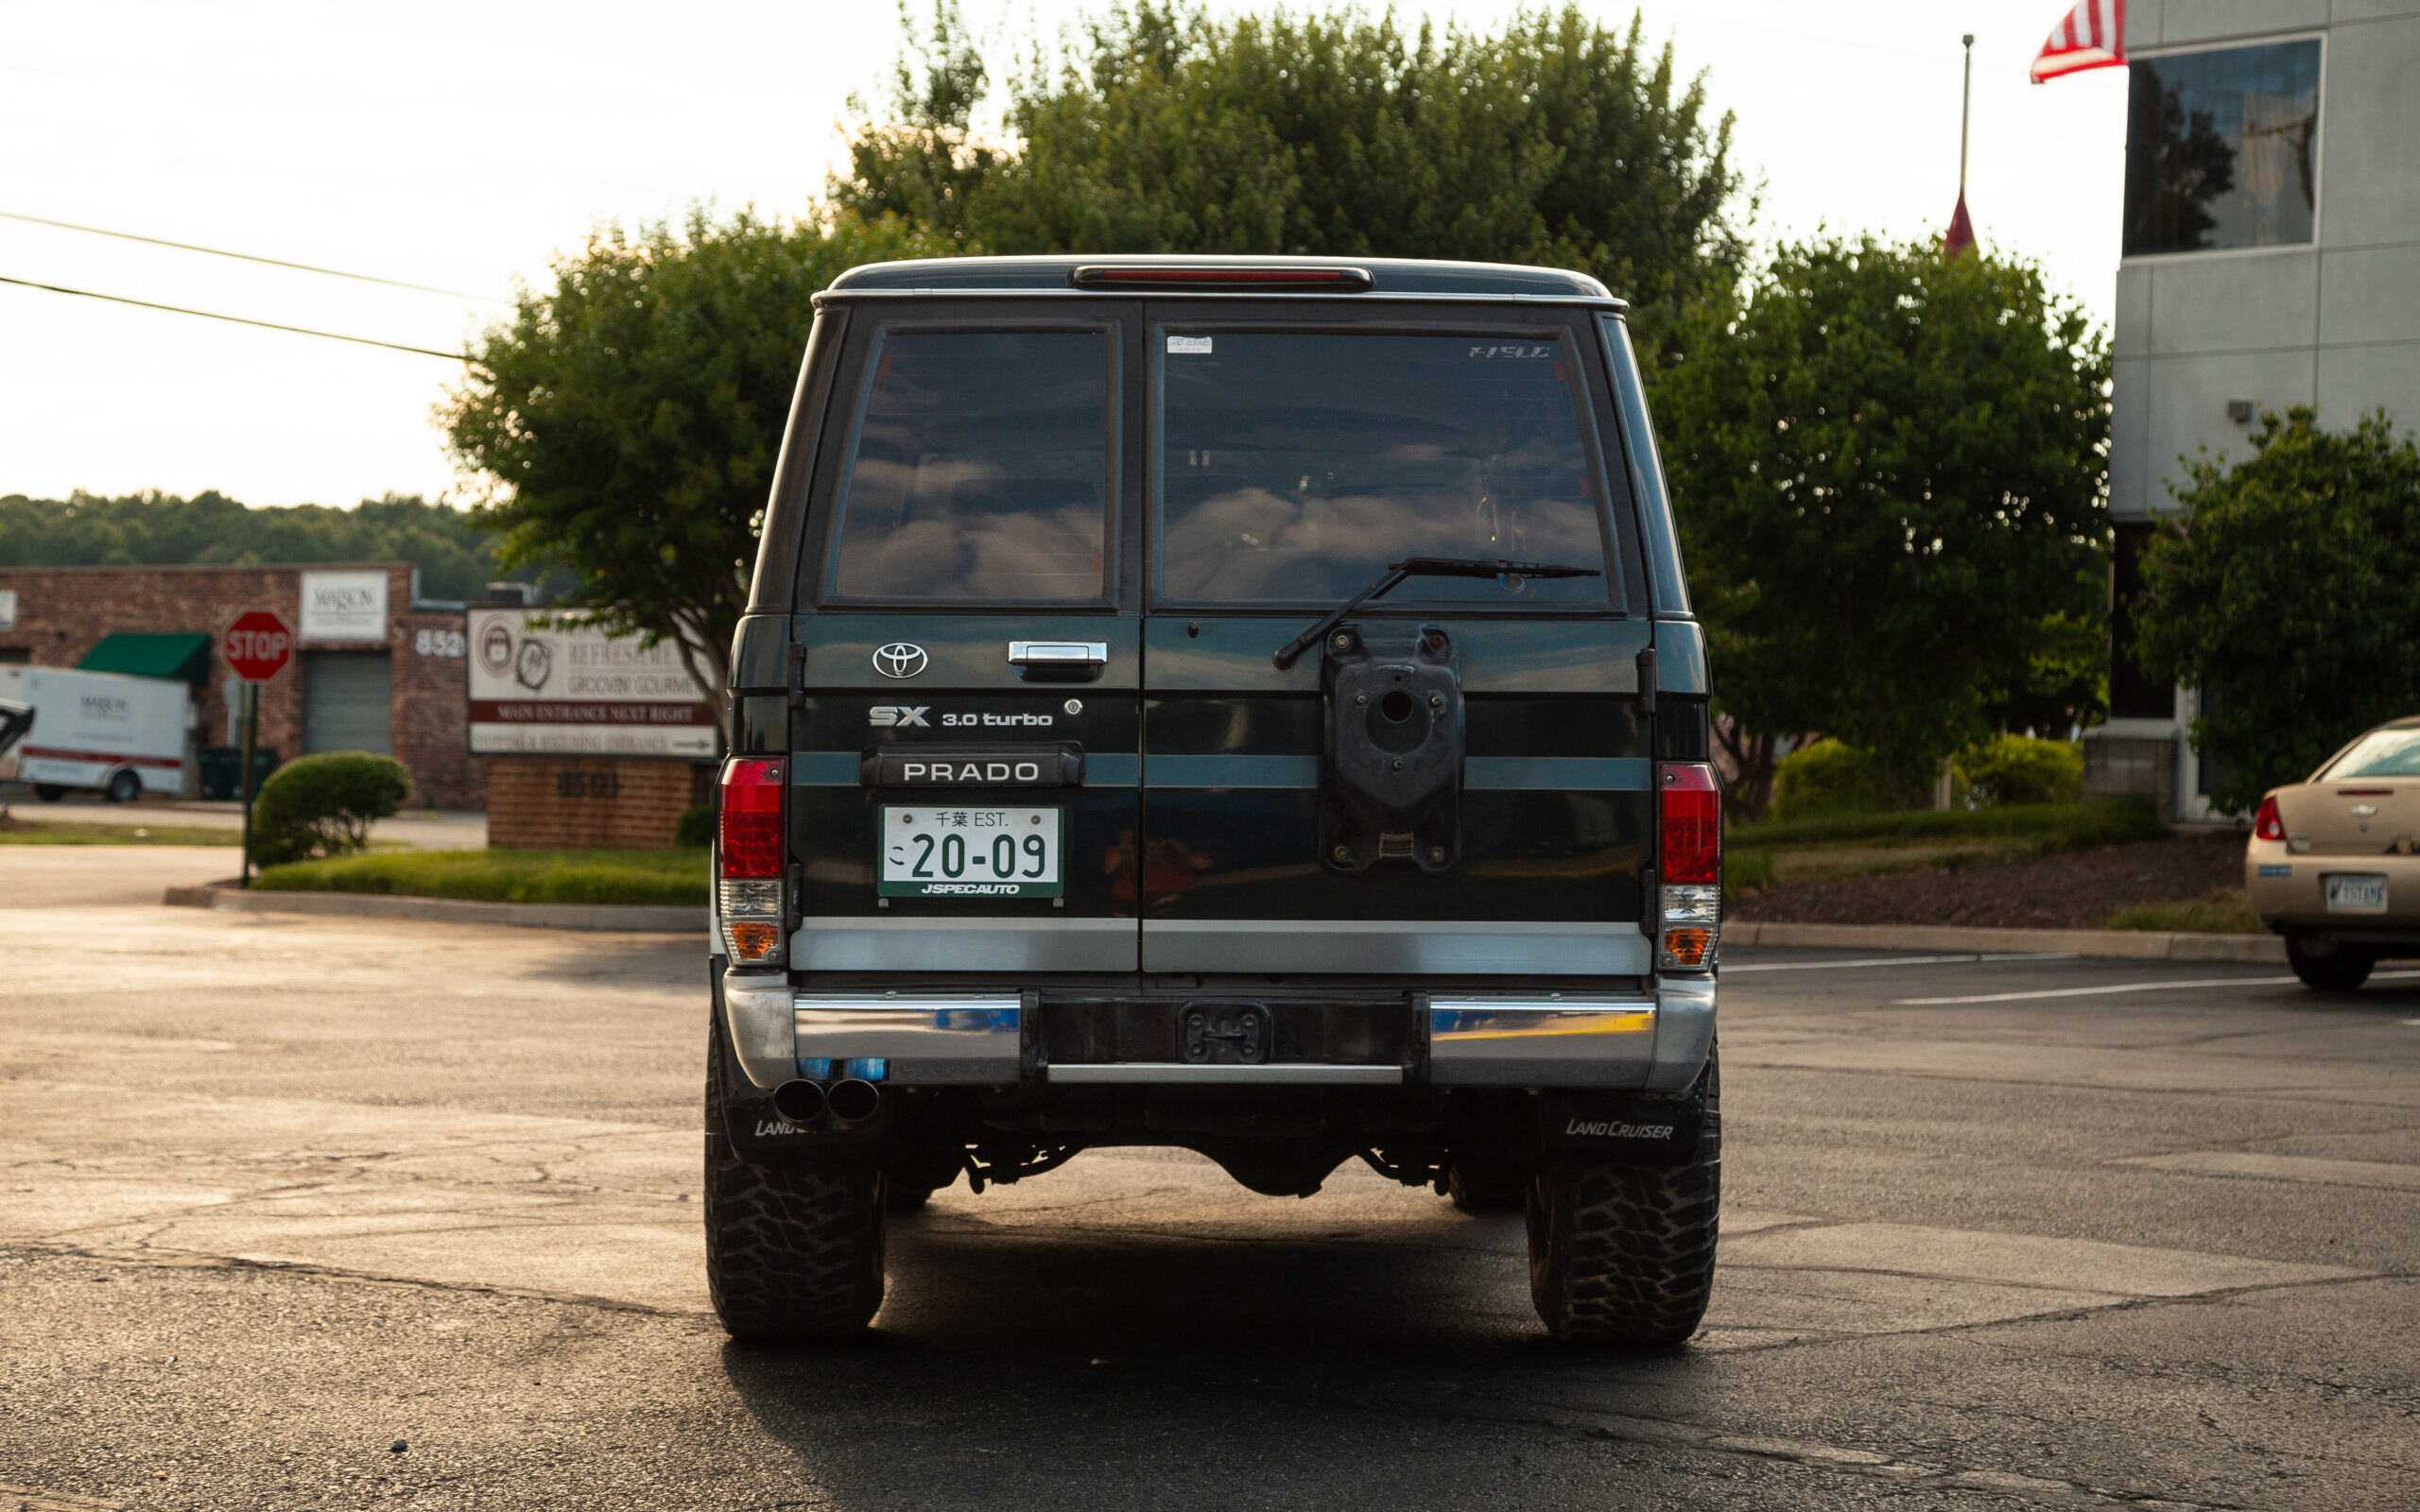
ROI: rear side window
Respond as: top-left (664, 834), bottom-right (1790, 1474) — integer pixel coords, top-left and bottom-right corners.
top-left (1155, 332), bottom-right (1613, 608)
top-left (825, 330), bottom-right (1113, 603)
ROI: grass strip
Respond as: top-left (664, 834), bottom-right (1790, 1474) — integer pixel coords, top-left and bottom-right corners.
top-left (1726, 801), bottom-right (2186, 901)
top-left (255, 848), bottom-right (707, 907)
top-left (0, 816), bottom-right (239, 846)
top-left (2104, 889), bottom-right (2264, 935)
top-left (1731, 800), bottom-right (2172, 852)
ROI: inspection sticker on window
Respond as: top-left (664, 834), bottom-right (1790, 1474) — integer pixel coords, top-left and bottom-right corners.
top-left (1167, 335), bottom-right (1213, 354)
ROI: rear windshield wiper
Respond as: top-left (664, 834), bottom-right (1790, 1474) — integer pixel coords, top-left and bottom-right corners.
top-left (1270, 557), bottom-right (1602, 669)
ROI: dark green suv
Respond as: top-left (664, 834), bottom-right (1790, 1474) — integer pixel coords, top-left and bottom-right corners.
top-left (708, 256), bottom-right (1721, 1346)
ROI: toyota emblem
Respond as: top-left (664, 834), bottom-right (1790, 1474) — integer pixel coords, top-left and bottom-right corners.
top-left (873, 642), bottom-right (929, 679)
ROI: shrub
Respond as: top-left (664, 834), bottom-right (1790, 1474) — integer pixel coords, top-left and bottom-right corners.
top-left (675, 803), bottom-right (717, 849)
top-left (1769, 740), bottom-right (1894, 822)
top-left (250, 752), bottom-right (413, 866)
top-left (1954, 734), bottom-right (2083, 808)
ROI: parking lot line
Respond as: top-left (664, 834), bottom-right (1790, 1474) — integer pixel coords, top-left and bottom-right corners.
top-left (1724, 953), bottom-right (2074, 973)
top-left (1895, 970), bottom-right (2420, 1005)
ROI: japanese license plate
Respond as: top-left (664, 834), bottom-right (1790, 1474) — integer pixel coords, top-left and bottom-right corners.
top-left (881, 806), bottom-right (1063, 898)
top-left (2325, 874), bottom-right (2387, 913)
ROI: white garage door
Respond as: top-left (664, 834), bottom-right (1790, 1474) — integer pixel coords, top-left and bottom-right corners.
top-left (302, 651), bottom-right (392, 755)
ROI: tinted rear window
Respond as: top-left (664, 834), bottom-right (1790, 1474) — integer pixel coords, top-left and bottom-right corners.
top-left (1156, 332), bottom-right (1611, 607)
top-left (826, 330), bottom-right (1112, 603)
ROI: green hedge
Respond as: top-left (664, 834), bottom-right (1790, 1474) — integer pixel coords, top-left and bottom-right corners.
top-left (254, 848), bottom-right (707, 906)
top-left (251, 752), bottom-right (413, 866)
top-left (1769, 739), bottom-right (1894, 821)
top-left (1954, 734), bottom-right (2083, 807)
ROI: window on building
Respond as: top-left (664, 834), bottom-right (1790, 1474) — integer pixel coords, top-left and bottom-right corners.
top-left (2123, 41), bottom-right (2320, 256)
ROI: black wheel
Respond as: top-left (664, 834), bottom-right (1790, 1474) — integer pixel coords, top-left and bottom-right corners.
top-left (1525, 1046), bottom-right (1720, 1347)
top-left (1446, 1156), bottom-right (1528, 1213)
top-left (32, 784), bottom-right (66, 802)
top-left (2287, 936), bottom-right (2375, 991)
top-left (703, 1027), bottom-right (887, 1342)
top-left (104, 769), bottom-right (141, 804)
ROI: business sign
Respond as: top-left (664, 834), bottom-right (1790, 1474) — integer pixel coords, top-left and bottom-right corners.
top-left (466, 609), bottom-right (716, 758)
top-left (299, 570), bottom-right (390, 643)
top-left (0, 589), bottom-right (17, 631)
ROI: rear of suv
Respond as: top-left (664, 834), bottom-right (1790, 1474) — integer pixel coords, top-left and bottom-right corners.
top-left (708, 256), bottom-right (1720, 1346)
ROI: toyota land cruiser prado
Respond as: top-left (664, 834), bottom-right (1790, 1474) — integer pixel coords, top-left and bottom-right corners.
top-left (707, 256), bottom-right (1720, 1346)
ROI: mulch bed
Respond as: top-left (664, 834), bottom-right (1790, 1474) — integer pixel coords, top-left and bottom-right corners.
top-left (1728, 832), bottom-right (2247, 930)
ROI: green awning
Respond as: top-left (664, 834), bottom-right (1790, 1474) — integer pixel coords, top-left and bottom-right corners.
top-left (78, 631), bottom-right (213, 689)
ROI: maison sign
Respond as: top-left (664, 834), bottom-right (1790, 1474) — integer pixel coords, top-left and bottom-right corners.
top-left (298, 570), bottom-right (389, 643)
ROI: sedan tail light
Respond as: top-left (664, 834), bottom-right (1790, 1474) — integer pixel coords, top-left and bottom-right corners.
top-left (717, 758), bottom-right (786, 965)
top-left (1658, 763), bottom-right (1721, 971)
top-left (2253, 794), bottom-right (2285, 842)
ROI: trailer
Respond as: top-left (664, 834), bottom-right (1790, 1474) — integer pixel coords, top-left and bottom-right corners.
top-left (0, 665), bottom-right (192, 803)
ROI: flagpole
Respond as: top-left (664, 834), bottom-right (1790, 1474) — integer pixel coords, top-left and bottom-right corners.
top-left (1960, 33), bottom-right (1975, 197)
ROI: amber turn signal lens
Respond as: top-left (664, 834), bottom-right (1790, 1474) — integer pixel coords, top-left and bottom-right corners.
top-left (1662, 927), bottom-right (1714, 969)
top-left (725, 920), bottom-right (783, 963)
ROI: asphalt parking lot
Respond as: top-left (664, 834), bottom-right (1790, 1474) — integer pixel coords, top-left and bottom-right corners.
top-left (3, 855), bottom-right (2416, 1509)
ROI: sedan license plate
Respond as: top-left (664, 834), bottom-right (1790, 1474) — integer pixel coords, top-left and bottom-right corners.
top-left (881, 806), bottom-right (1063, 898)
top-left (2325, 873), bottom-right (2388, 913)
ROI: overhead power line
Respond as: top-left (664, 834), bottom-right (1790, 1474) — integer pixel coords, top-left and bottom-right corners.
top-left (0, 209), bottom-right (510, 304)
top-left (0, 273), bottom-right (475, 363)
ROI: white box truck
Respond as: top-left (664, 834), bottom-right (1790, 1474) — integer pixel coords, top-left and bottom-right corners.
top-left (0, 665), bottom-right (192, 803)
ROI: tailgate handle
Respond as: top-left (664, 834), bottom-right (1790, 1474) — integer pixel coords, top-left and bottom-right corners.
top-left (1008, 641), bottom-right (1107, 666)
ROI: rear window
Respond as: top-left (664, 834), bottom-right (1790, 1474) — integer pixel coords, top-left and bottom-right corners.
top-left (825, 330), bottom-right (1113, 603)
top-left (2324, 729), bottom-right (2420, 780)
top-left (1155, 331), bottom-right (1612, 608)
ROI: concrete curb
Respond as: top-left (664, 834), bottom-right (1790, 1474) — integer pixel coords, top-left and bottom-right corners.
top-left (166, 884), bottom-right (705, 934)
top-left (1725, 919), bottom-right (2286, 963)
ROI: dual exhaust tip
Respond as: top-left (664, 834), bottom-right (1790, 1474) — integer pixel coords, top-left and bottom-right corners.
top-left (771, 1076), bottom-right (882, 1126)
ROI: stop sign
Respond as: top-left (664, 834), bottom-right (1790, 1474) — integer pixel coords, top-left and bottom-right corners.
top-left (222, 610), bottom-right (294, 682)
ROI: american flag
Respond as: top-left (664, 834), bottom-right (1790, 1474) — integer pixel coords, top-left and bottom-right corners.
top-left (2031, 0), bottom-right (2126, 83)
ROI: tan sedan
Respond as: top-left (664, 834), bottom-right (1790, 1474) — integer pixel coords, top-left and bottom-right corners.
top-left (2247, 716), bottom-right (2420, 989)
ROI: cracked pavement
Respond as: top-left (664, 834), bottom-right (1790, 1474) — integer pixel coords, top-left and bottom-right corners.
top-left (3, 856), bottom-right (2417, 1508)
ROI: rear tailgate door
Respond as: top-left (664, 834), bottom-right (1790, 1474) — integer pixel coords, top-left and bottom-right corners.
top-left (787, 303), bottom-right (1145, 973)
top-left (1137, 304), bottom-right (1656, 977)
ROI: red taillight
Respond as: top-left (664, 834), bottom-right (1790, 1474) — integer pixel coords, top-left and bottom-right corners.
top-left (1659, 763), bottom-right (1721, 885)
top-left (718, 759), bottom-right (786, 878)
top-left (2253, 794), bottom-right (2285, 842)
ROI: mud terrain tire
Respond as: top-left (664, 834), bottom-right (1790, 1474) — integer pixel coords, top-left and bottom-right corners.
top-left (703, 1027), bottom-right (886, 1342)
top-left (1525, 1047), bottom-right (1720, 1347)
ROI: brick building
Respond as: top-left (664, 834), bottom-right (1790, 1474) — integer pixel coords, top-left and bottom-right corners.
top-left (0, 562), bottom-right (482, 808)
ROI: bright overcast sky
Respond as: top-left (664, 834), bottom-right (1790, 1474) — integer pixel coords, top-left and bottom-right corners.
top-left (0, 0), bottom-right (2129, 507)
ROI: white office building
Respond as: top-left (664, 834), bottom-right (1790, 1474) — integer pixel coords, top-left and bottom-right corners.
top-left (2091, 1), bottom-right (2420, 817)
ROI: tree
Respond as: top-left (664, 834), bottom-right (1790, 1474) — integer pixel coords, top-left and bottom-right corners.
top-left (0, 490), bottom-right (517, 602)
top-left (1654, 235), bottom-right (2111, 812)
top-left (2133, 407), bottom-right (2420, 813)
top-left (441, 208), bottom-right (957, 708)
top-left (838, 2), bottom-right (1745, 355)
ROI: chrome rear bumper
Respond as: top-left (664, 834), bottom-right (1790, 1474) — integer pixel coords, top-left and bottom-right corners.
top-left (1427, 974), bottom-right (1713, 1091)
top-left (720, 970), bottom-right (1716, 1091)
